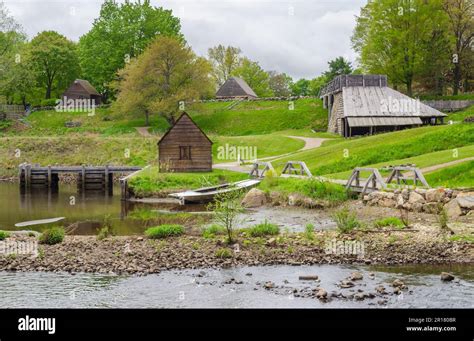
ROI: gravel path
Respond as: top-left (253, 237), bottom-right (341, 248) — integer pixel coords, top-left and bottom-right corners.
top-left (135, 127), bottom-right (153, 137)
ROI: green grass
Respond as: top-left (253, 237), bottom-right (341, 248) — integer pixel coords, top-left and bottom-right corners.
top-left (445, 105), bottom-right (474, 122)
top-left (327, 144), bottom-right (474, 180)
top-left (332, 208), bottom-right (361, 234)
top-left (272, 123), bottom-right (474, 177)
top-left (0, 230), bottom-right (10, 240)
top-left (258, 176), bottom-right (349, 202)
top-left (128, 167), bottom-right (248, 197)
top-left (425, 160), bottom-right (474, 188)
top-left (0, 136), bottom-right (157, 177)
top-left (201, 224), bottom-right (226, 239)
top-left (186, 98), bottom-right (327, 135)
top-left (144, 224), bottom-right (185, 239)
top-left (215, 247), bottom-right (232, 258)
top-left (39, 226), bottom-right (65, 245)
top-left (449, 234), bottom-right (474, 243)
top-left (246, 221), bottom-right (280, 237)
top-left (212, 134), bottom-right (305, 162)
top-left (374, 217), bottom-right (404, 229)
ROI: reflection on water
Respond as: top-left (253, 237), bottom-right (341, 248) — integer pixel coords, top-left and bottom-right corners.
top-left (0, 182), bottom-right (204, 235)
top-left (0, 264), bottom-right (473, 308)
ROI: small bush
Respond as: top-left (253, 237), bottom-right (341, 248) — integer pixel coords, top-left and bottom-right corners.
top-left (332, 208), bottom-right (361, 233)
top-left (374, 217), bottom-right (404, 229)
top-left (39, 226), bottom-right (65, 245)
top-left (97, 214), bottom-right (116, 240)
top-left (202, 224), bottom-right (226, 239)
top-left (304, 223), bottom-right (315, 240)
top-left (40, 98), bottom-right (59, 107)
top-left (145, 224), bottom-right (185, 239)
top-left (215, 248), bottom-right (232, 259)
top-left (0, 230), bottom-right (10, 240)
top-left (247, 221), bottom-right (280, 237)
top-left (437, 206), bottom-right (449, 231)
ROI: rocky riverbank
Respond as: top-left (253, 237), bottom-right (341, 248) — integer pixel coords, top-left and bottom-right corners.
top-left (1, 224), bottom-right (472, 275)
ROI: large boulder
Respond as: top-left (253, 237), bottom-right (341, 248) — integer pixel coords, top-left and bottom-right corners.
top-left (456, 196), bottom-right (474, 210)
top-left (241, 188), bottom-right (267, 208)
top-left (425, 188), bottom-right (446, 203)
top-left (408, 191), bottom-right (425, 205)
top-left (444, 199), bottom-right (462, 219)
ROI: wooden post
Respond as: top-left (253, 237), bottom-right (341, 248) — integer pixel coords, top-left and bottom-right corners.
top-left (47, 165), bottom-right (52, 188)
top-left (26, 164), bottom-right (31, 190)
top-left (105, 165), bottom-right (109, 195)
top-left (81, 165), bottom-right (86, 193)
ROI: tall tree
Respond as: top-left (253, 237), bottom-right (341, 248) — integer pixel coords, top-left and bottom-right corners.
top-left (232, 58), bottom-right (273, 97)
top-left (308, 75), bottom-right (328, 96)
top-left (29, 31), bottom-right (80, 99)
top-left (78, 0), bottom-right (183, 100)
top-left (268, 71), bottom-right (293, 97)
top-left (207, 45), bottom-right (242, 87)
top-left (323, 57), bottom-right (353, 82)
top-left (114, 36), bottom-right (213, 126)
top-left (352, 0), bottom-right (451, 96)
top-left (291, 78), bottom-right (311, 96)
top-left (443, 0), bottom-right (474, 94)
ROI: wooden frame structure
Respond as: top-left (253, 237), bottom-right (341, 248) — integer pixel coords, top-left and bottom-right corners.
top-left (384, 165), bottom-right (430, 187)
top-left (281, 161), bottom-right (312, 178)
top-left (249, 161), bottom-right (274, 178)
top-left (346, 168), bottom-right (387, 194)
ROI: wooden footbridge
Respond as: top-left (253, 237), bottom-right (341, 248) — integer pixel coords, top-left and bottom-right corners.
top-left (19, 164), bottom-right (141, 195)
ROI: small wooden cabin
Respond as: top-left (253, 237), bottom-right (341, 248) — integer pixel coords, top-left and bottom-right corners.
top-left (158, 112), bottom-right (213, 172)
top-left (62, 79), bottom-right (102, 105)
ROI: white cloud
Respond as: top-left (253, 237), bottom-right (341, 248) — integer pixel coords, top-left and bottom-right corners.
top-left (4, 0), bottom-right (365, 79)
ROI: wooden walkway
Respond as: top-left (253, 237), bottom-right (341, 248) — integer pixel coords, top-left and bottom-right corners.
top-left (19, 164), bottom-right (141, 194)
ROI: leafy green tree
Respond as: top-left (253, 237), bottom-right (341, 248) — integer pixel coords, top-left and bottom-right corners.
top-left (352, 0), bottom-right (451, 96)
top-left (232, 58), bottom-right (273, 97)
top-left (291, 78), bottom-right (311, 96)
top-left (443, 0), bottom-right (474, 94)
top-left (308, 75), bottom-right (328, 96)
top-left (78, 0), bottom-right (183, 100)
top-left (114, 36), bottom-right (213, 126)
top-left (29, 31), bottom-right (80, 99)
top-left (323, 57), bottom-right (353, 82)
top-left (208, 45), bottom-right (242, 87)
top-left (268, 71), bottom-right (293, 97)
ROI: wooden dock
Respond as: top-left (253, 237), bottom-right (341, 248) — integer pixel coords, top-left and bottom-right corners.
top-left (19, 164), bottom-right (141, 195)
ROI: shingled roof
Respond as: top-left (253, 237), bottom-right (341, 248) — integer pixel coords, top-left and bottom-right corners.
top-left (216, 77), bottom-right (258, 99)
top-left (73, 79), bottom-right (100, 96)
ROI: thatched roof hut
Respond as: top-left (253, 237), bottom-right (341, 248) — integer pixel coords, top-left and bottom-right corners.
top-left (216, 77), bottom-right (257, 99)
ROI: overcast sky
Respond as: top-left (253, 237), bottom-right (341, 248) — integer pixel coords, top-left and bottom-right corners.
top-left (4, 0), bottom-right (366, 79)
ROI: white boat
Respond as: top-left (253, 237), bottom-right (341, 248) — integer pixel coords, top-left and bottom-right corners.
top-left (15, 217), bottom-right (65, 227)
top-left (169, 179), bottom-right (261, 204)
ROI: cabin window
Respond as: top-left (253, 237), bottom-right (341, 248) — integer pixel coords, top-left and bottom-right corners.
top-left (179, 146), bottom-right (192, 160)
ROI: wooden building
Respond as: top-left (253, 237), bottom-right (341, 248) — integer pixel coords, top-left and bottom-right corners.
top-left (158, 112), bottom-right (213, 172)
top-left (62, 79), bottom-right (102, 105)
top-left (216, 77), bottom-right (258, 99)
top-left (319, 75), bottom-right (446, 137)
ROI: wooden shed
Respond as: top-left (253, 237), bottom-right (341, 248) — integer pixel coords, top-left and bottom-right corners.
top-left (158, 112), bottom-right (213, 172)
top-left (62, 79), bottom-right (102, 105)
top-left (216, 77), bottom-right (258, 99)
top-left (319, 75), bottom-right (446, 137)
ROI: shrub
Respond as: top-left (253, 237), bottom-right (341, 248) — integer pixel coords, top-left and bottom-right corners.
top-left (40, 98), bottom-right (59, 107)
top-left (304, 223), bottom-right (315, 240)
top-left (39, 226), bottom-right (65, 245)
top-left (247, 220), bottom-right (280, 237)
top-left (332, 208), bottom-right (361, 233)
top-left (374, 217), bottom-right (404, 229)
top-left (207, 190), bottom-right (244, 244)
top-left (0, 230), bottom-right (10, 240)
top-left (437, 206), bottom-right (449, 231)
top-left (97, 214), bottom-right (116, 240)
top-left (145, 224), bottom-right (185, 239)
top-left (202, 224), bottom-right (226, 239)
top-left (215, 248), bottom-right (232, 259)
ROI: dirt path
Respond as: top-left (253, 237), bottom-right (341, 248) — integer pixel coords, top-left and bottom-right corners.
top-left (213, 135), bottom-right (329, 173)
top-left (135, 127), bottom-right (153, 137)
top-left (286, 136), bottom-right (328, 150)
top-left (404, 157), bottom-right (474, 177)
